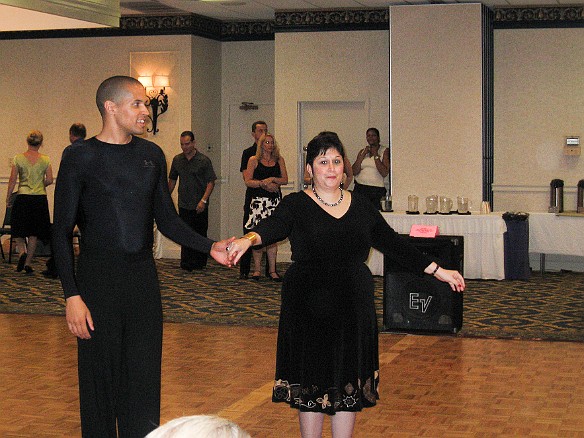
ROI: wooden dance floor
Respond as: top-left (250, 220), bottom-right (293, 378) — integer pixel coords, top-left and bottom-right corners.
top-left (1, 313), bottom-right (583, 437)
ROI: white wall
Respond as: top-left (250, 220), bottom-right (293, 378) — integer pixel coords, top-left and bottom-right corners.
top-left (390, 4), bottom-right (484, 212)
top-left (220, 40), bottom-right (275, 240)
top-left (494, 28), bottom-right (584, 213)
top-left (274, 30), bottom-right (390, 186)
top-left (2, 15), bottom-right (583, 271)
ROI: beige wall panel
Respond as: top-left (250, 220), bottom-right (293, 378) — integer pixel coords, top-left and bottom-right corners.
top-left (220, 40), bottom-right (275, 240)
top-left (190, 37), bottom-right (222, 240)
top-left (494, 28), bottom-right (584, 212)
top-left (390, 4), bottom-right (484, 212)
top-left (274, 30), bottom-right (390, 188)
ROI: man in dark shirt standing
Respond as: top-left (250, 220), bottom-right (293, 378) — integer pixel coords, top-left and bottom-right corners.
top-left (42, 123), bottom-right (87, 279)
top-left (168, 130), bottom-right (217, 271)
top-left (52, 76), bottom-right (232, 437)
top-left (239, 120), bottom-right (279, 279)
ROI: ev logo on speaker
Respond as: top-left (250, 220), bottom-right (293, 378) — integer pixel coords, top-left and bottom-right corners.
top-left (409, 293), bottom-right (432, 313)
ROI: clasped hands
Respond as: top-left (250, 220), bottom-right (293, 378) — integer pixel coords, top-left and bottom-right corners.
top-left (260, 178), bottom-right (279, 193)
top-left (210, 236), bottom-right (253, 267)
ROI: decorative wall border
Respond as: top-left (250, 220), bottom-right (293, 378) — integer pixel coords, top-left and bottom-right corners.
top-left (221, 21), bottom-right (274, 41)
top-left (0, 13), bottom-right (224, 41)
top-left (274, 9), bottom-right (389, 32)
top-left (0, 8), bottom-right (390, 41)
top-left (493, 6), bottom-right (584, 28)
top-left (4, 6), bottom-right (584, 40)
top-left (121, 14), bottom-right (221, 39)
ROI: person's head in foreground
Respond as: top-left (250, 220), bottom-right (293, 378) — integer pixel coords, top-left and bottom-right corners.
top-left (145, 415), bottom-right (251, 438)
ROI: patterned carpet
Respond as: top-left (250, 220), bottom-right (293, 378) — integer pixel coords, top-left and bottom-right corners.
top-left (0, 258), bottom-right (582, 342)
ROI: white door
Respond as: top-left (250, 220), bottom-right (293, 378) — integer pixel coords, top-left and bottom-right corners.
top-left (225, 104), bottom-right (275, 239)
top-left (298, 101), bottom-right (369, 191)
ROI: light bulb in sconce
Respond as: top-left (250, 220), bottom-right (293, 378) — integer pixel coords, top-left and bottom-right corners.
top-left (138, 76), bottom-right (153, 88)
top-left (137, 75), bottom-right (170, 135)
top-left (153, 75), bottom-right (169, 88)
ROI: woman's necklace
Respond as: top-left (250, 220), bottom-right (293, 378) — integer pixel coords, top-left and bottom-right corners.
top-left (312, 185), bottom-right (343, 207)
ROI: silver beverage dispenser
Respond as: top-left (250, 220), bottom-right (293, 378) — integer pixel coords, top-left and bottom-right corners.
top-left (548, 179), bottom-right (564, 213)
top-left (578, 179), bottom-right (584, 213)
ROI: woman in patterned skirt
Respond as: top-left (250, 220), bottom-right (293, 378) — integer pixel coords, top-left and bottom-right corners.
top-left (243, 133), bottom-right (288, 281)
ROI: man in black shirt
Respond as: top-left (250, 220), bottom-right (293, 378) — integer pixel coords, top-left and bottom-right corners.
top-left (168, 130), bottom-right (217, 271)
top-left (53, 76), bottom-right (232, 437)
top-left (42, 123), bottom-right (87, 279)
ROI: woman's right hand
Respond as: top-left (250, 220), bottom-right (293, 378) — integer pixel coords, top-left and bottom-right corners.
top-left (434, 268), bottom-right (465, 293)
top-left (226, 238), bottom-right (254, 265)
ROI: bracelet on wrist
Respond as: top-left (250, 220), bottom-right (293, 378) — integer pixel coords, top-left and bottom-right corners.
top-left (243, 232), bottom-right (258, 245)
top-left (431, 265), bottom-right (440, 276)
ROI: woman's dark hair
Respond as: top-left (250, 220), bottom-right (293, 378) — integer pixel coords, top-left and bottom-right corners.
top-left (305, 132), bottom-right (345, 168)
top-left (366, 127), bottom-right (380, 138)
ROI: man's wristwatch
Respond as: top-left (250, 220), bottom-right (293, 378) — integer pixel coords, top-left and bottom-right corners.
top-left (201, 199), bottom-right (207, 204)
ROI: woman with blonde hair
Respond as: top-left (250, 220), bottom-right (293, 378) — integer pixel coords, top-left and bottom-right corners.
top-left (6, 130), bottom-right (53, 273)
top-left (243, 132), bottom-right (288, 281)
top-left (146, 415), bottom-right (250, 438)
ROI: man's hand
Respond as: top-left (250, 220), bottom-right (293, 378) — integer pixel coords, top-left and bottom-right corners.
top-left (65, 295), bottom-right (94, 339)
top-left (196, 200), bottom-right (206, 214)
top-left (210, 237), bottom-right (236, 267)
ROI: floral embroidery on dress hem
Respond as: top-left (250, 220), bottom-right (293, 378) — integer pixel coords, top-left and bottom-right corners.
top-left (272, 377), bottom-right (379, 411)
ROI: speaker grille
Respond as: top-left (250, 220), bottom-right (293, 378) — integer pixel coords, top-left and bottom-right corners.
top-left (383, 235), bottom-right (464, 334)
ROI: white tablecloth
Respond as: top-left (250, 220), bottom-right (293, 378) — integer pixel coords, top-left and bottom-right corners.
top-left (528, 212), bottom-right (584, 257)
top-left (367, 212), bottom-right (507, 280)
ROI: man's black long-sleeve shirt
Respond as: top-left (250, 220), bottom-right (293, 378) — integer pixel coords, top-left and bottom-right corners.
top-left (53, 136), bottom-right (214, 299)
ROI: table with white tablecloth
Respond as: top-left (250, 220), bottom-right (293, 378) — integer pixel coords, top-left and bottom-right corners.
top-left (528, 212), bottom-right (584, 272)
top-left (528, 212), bottom-right (584, 257)
top-left (366, 212), bottom-right (507, 279)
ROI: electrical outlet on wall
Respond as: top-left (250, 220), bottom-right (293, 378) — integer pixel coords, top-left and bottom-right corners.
top-left (565, 137), bottom-right (580, 156)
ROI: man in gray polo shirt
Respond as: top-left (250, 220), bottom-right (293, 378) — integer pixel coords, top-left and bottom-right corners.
top-left (169, 130), bottom-right (217, 270)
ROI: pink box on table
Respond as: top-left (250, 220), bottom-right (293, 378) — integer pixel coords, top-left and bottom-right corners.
top-left (409, 224), bottom-right (439, 238)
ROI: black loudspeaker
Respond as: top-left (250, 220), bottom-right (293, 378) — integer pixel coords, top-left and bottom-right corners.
top-left (383, 235), bottom-right (464, 334)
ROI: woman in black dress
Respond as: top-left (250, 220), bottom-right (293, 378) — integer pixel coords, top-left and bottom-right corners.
top-left (227, 133), bottom-right (465, 437)
top-left (243, 133), bottom-right (288, 281)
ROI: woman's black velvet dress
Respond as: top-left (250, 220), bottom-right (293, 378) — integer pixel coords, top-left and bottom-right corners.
top-left (253, 191), bottom-right (432, 415)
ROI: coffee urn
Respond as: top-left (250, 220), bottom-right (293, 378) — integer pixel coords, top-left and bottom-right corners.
top-left (548, 179), bottom-right (564, 213)
top-left (578, 179), bottom-right (584, 213)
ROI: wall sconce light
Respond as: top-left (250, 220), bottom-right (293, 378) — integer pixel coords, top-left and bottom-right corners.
top-left (138, 75), bottom-right (170, 135)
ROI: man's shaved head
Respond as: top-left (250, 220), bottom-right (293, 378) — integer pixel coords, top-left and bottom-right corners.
top-left (96, 76), bottom-right (144, 116)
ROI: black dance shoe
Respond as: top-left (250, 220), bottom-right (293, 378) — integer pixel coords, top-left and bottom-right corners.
top-left (41, 270), bottom-right (59, 279)
top-left (16, 253), bottom-right (26, 272)
top-left (24, 265), bottom-right (34, 274)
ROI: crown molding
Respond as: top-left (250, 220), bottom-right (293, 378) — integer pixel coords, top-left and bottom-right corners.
top-left (493, 6), bottom-right (584, 28)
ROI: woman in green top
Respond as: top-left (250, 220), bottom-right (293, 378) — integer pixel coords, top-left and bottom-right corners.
top-left (6, 130), bottom-right (54, 273)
